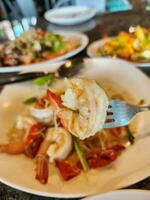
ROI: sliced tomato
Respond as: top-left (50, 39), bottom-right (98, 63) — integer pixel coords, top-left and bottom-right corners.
top-left (46, 89), bottom-right (63, 109)
top-left (86, 149), bottom-right (117, 169)
top-left (25, 123), bottom-right (45, 145)
top-left (24, 123), bottom-right (46, 158)
top-left (79, 145), bottom-right (125, 169)
top-left (56, 160), bottom-right (80, 181)
top-left (25, 134), bottom-right (44, 158)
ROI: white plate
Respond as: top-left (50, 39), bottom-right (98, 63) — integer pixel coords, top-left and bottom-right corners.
top-left (87, 38), bottom-right (150, 67)
top-left (0, 31), bottom-right (88, 73)
top-left (44, 6), bottom-right (96, 25)
top-left (83, 189), bottom-right (150, 200)
top-left (0, 58), bottom-right (150, 198)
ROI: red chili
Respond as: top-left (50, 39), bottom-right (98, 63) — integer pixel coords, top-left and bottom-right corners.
top-left (46, 89), bottom-right (64, 109)
top-left (37, 96), bottom-right (47, 108)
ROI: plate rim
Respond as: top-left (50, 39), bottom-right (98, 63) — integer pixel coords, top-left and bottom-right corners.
top-left (83, 189), bottom-right (150, 200)
top-left (1, 171), bottom-right (150, 198)
top-left (87, 38), bottom-right (150, 68)
top-left (0, 31), bottom-right (89, 73)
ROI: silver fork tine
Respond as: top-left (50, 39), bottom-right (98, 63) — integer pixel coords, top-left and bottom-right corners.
top-left (104, 100), bottom-right (141, 128)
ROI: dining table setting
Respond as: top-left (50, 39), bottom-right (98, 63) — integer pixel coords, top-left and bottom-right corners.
top-left (1, 1), bottom-right (150, 200)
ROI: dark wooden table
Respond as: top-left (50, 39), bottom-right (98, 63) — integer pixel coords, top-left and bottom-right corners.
top-left (1, 9), bottom-right (150, 200)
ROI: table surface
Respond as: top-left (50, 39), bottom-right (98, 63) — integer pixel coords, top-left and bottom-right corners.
top-left (1, 9), bottom-right (150, 200)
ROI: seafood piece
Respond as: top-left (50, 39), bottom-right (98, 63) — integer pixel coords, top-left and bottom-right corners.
top-left (30, 106), bottom-right (54, 123)
top-left (16, 115), bottom-right (36, 132)
top-left (36, 138), bottom-right (50, 184)
top-left (35, 127), bottom-right (72, 184)
top-left (46, 127), bottom-right (72, 162)
top-left (0, 123), bottom-right (46, 158)
top-left (0, 142), bottom-right (25, 155)
top-left (60, 78), bottom-right (109, 139)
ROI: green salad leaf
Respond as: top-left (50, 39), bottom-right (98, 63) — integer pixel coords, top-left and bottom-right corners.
top-left (34, 74), bottom-right (54, 86)
top-left (24, 97), bottom-right (37, 104)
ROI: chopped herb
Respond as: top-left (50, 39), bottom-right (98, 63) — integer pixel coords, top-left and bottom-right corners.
top-left (15, 44), bottom-right (22, 50)
top-left (24, 97), bottom-right (37, 104)
top-left (73, 137), bottom-right (89, 171)
top-left (53, 41), bottom-right (65, 52)
top-left (126, 126), bottom-right (135, 145)
top-left (34, 74), bottom-right (54, 86)
top-left (35, 52), bottom-right (42, 58)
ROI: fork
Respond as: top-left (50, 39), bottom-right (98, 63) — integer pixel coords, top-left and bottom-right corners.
top-left (0, 58), bottom-right (84, 86)
top-left (104, 99), bottom-right (150, 128)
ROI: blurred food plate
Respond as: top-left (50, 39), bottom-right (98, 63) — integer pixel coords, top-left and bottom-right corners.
top-left (0, 31), bottom-right (88, 73)
top-left (44, 6), bottom-right (96, 25)
top-left (83, 189), bottom-right (150, 200)
top-left (87, 38), bottom-right (150, 67)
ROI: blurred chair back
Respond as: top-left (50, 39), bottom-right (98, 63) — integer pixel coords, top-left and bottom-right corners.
top-left (52, 0), bottom-right (74, 8)
top-left (16, 0), bottom-right (37, 17)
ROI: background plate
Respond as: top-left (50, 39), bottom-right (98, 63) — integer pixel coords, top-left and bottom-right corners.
top-left (44, 6), bottom-right (96, 25)
top-left (0, 58), bottom-right (150, 198)
top-left (0, 31), bottom-right (88, 73)
top-left (87, 38), bottom-right (150, 68)
top-left (83, 189), bottom-right (150, 200)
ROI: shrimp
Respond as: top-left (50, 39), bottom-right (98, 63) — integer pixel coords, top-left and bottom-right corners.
top-left (35, 138), bottom-right (50, 184)
top-left (0, 141), bottom-right (25, 155)
top-left (35, 127), bottom-right (72, 184)
top-left (0, 122), bottom-right (47, 158)
top-left (29, 106), bottom-right (54, 124)
top-left (59, 78), bottom-right (109, 140)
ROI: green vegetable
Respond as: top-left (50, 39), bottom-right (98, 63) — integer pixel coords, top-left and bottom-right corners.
top-left (15, 44), bottom-right (22, 51)
top-left (73, 137), bottom-right (89, 171)
top-left (47, 34), bottom-right (65, 52)
top-left (24, 97), bottom-right (37, 104)
top-left (34, 74), bottom-right (54, 86)
top-left (53, 41), bottom-right (65, 52)
top-left (126, 126), bottom-right (135, 145)
top-left (48, 34), bottom-right (62, 42)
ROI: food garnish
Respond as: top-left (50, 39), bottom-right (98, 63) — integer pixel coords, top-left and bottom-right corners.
top-left (73, 137), bottom-right (89, 171)
top-left (34, 74), bottom-right (54, 86)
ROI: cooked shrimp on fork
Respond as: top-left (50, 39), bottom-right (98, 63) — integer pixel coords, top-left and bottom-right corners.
top-left (47, 78), bottom-right (109, 140)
